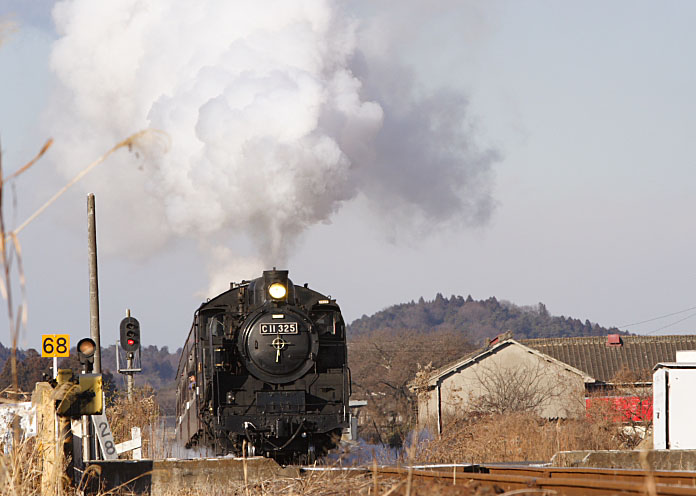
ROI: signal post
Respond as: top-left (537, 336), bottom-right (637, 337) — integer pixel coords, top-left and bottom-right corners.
top-left (117, 311), bottom-right (142, 401)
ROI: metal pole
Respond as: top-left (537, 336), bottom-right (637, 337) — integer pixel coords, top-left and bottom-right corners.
top-left (126, 353), bottom-right (134, 402)
top-left (82, 412), bottom-right (91, 462)
top-left (87, 194), bottom-right (101, 374)
top-left (80, 361), bottom-right (92, 461)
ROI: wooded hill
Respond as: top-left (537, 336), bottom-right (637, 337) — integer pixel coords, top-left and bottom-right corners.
top-left (348, 294), bottom-right (622, 345)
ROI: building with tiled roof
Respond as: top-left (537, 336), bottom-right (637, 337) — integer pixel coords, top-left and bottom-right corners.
top-left (520, 334), bottom-right (696, 383)
top-left (414, 333), bottom-right (696, 434)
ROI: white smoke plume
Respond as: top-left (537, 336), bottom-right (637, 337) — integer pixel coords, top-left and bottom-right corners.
top-left (46, 0), bottom-right (498, 294)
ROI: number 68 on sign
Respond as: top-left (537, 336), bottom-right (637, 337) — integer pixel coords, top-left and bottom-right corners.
top-left (42, 334), bottom-right (70, 357)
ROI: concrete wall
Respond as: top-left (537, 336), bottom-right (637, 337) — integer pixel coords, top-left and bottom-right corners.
top-left (81, 458), bottom-right (299, 495)
top-left (418, 343), bottom-right (586, 431)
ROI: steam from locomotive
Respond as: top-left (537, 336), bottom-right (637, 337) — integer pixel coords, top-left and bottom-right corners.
top-left (47, 1), bottom-right (498, 290)
top-left (175, 269), bottom-right (349, 463)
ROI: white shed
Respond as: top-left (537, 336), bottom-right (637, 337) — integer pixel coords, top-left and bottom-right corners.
top-left (653, 360), bottom-right (696, 449)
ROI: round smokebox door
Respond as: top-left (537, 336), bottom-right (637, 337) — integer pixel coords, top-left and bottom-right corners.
top-left (241, 311), bottom-right (317, 383)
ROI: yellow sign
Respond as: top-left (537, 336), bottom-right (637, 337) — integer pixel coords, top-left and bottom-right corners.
top-left (41, 334), bottom-right (70, 358)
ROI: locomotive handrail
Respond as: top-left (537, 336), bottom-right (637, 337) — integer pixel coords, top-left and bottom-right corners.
top-left (347, 366), bottom-right (352, 396)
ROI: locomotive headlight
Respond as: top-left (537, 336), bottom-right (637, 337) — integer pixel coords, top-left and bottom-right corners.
top-left (268, 282), bottom-right (287, 300)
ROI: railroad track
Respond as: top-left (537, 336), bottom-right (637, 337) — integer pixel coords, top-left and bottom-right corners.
top-left (486, 465), bottom-right (696, 487)
top-left (305, 464), bottom-right (696, 495)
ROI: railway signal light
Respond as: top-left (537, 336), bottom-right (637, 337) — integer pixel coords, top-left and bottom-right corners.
top-left (120, 316), bottom-right (141, 353)
top-left (77, 337), bottom-right (96, 372)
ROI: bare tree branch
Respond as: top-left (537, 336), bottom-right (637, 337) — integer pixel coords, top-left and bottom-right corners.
top-left (470, 360), bottom-right (573, 415)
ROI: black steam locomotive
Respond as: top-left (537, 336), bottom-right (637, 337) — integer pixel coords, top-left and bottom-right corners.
top-left (175, 269), bottom-right (350, 463)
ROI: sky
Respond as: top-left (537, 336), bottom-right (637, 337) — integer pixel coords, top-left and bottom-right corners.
top-left (1, 1), bottom-right (695, 352)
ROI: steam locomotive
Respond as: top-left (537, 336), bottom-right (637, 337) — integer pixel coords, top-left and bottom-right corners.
top-left (175, 269), bottom-right (350, 464)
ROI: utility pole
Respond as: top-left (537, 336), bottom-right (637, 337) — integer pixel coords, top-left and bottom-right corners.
top-left (85, 193), bottom-right (102, 462)
top-left (87, 194), bottom-right (102, 374)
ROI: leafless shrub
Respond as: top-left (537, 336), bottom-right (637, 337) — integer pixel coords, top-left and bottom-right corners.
top-left (469, 361), bottom-right (575, 415)
top-left (410, 362), bottom-right (434, 399)
top-left (350, 329), bottom-right (474, 447)
top-left (107, 386), bottom-right (160, 459)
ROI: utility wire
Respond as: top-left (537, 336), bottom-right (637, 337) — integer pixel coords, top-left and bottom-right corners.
top-left (617, 305), bottom-right (696, 328)
top-left (644, 311), bottom-right (696, 335)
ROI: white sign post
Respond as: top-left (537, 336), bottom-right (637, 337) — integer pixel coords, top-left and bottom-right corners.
top-left (91, 412), bottom-right (118, 460)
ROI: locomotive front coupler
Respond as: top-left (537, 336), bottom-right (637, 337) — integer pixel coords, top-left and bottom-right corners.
top-left (242, 419), bottom-right (289, 438)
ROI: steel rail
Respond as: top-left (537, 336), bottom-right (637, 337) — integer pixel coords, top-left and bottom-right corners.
top-left (372, 466), bottom-right (696, 495)
top-left (484, 465), bottom-right (696, 487)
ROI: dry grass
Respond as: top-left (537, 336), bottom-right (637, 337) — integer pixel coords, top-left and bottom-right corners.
top-left (0, 409), bottom-right (645, 495)
top-left (107, 386), bottom-right (161, 459)
top-left (0, 449), bottom-right (488, 496)
top-left (0, 440), bottom-right (43, 496)
top-left (140, 470), bottom-right (495, 496)
top-left (416, 408), bottom-right (645, 464)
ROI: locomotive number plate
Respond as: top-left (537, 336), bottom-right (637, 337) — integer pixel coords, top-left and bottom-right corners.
top-left (260, 322), bottom-right (298, 334)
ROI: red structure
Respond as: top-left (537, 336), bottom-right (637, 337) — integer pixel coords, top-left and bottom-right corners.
top-left (585, 396), bottom-right (653, 422)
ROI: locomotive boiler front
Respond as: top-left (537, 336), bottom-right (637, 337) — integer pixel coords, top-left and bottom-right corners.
top-left (238, 270), bottom-right (319, 383)
top-left (238, 307), bottom-right (318, 383)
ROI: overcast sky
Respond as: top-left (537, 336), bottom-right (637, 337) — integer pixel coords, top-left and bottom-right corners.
top-left (1, 1), bottom-right (695, 352)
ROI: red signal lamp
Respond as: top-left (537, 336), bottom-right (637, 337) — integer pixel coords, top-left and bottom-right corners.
top-left (119, 316), bottom-right (141, 352)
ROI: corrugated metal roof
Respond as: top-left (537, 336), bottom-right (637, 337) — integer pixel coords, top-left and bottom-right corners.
top-left (520, 335), bottom-right (696, 382)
